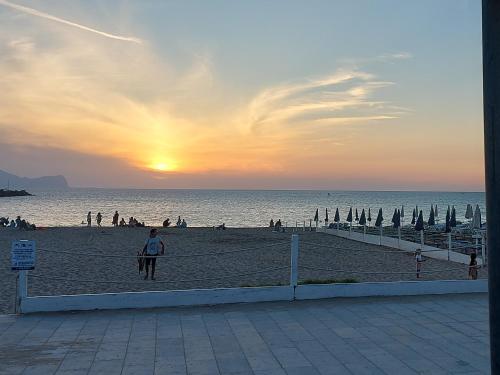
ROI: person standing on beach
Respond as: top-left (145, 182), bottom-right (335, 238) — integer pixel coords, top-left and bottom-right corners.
top-left (468, 253), bottom-right (480, 280)
top-left (87, 211), bottom-right (92, 227)
top-left (96, 212), bottom-right (102, 227)
top-left (415, 249), bottom-right (426, 278)
top-left (112, 211), bottom-right (119, 227)
top-left (142, 228), bottom-right (165, 280)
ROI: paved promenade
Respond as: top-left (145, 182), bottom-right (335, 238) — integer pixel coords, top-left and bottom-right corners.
top-left (0, 294), bottom-right (490, 375)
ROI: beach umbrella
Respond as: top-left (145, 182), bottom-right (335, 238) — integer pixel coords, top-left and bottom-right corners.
top-left (359, 209), bottom-right (367, 226)
top-left (334, 208), bottom-right (340, 222)
top-left (465, 204), bottom-right (474, 220)
top-left (415, 210), bottom-right (424, 231)
top-left (401, 205), bottom-right (405, 219)
top-left (472, 204), bottom-right (482, 229)
top-left (411, 208), bottom-right (416, 225)
top-left (428, 206), bottom-right (435, 226)
top-left (450, 206), bottom-right (457, 227)
top-left (355, 208), bottom-right (359, 222)
top-left (375, 208), bottom-right (383, 227)
top-left (445, 208), bottom-right (451, 233)
top-left (393, 209), bottom-right (401, 229)
top-left (347, 207), bottom-right (353, 223)
top-left (367, 208), bottom-right (372, 223)
top-left (314, 209), bottom-right (319, 222)
top-left (391, 208), bottom-right (398, 224)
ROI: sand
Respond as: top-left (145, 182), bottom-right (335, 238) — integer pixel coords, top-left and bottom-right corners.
top-left (0, 227), bottom-right (487, 314)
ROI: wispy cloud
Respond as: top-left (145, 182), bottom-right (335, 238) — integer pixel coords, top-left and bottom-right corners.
top-left (247, 69), bottom-right (402, 132)
top-left (0, 0), bottom-right (142, 43)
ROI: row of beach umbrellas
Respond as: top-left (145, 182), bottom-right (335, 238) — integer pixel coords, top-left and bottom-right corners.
top-left (315, 204), bottom-right (483, 232)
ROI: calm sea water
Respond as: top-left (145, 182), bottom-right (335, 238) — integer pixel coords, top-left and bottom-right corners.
top-left (0, 189), bottom-right (486, 227)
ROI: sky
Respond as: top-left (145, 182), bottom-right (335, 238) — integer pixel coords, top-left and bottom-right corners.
top-left (0, 0), bottom-right (484, 190)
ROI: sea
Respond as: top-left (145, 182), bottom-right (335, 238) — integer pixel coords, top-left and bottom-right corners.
top-left (0, 189), bottom-right (486, 228)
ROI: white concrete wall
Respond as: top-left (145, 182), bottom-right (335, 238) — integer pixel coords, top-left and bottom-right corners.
top-left (21, 286), bottom-right (293, 313)
top-left (318, 228), bottom-right (481, 265)
top-left (295, 279), bottom-right (488, 300)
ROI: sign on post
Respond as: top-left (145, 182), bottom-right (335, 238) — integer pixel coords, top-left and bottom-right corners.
top-left (11, 240), bottom-right (36, 271)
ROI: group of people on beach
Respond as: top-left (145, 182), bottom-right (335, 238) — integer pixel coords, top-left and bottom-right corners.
top-left (84, 211), bottom-right (146, 227)
top-left (269, 218), bottom-right (284, 232)
top-left (162, 216), bottom-right (188, 228)
top-left (414, 248), bottom-right (480, 280)
top-left (0, 215), bottom-right (36, 230)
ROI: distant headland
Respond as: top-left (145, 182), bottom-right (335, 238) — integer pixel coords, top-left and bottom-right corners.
top-left (0, 169), bottom-right (69, 190)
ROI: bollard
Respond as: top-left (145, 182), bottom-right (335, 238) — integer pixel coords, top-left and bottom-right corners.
top-left (447, 232), bottom-right (452, 261)
top-left (17, 270), bottom-right (27, 313)
top-left (290, 234), bottom-right (299, 288)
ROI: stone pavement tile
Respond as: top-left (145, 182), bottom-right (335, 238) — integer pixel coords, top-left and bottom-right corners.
top-left (22, 363), bottom-right (59, 375)
top-left (403, 358), bottom-right (448, 374)
top-left (88, 359), bottom-right (123, 375)
top-left (216, 354), bottom-right (253, 374)
top-left (360, 352), bottom-right (418, 374)
top-left (344, 362), bottom-right (386, 375)
top-left (55, 370), bottom-right (89, 375)
top-left (429, 356), bottom-right (480, 373)
top-left (0, 316), bottom-right (42, 346)
top-left (271, 347), bottom-right (311, 368)
top-left (122, 364), bottom-right (155, 375)
top-left (284, 366), bottom-right (321, 375)
top-left (156, 337), bottom-right (185, 358)
top-left (185, 358), bottom-right (220, 375)
top-left (253, 369), bottom-right (287, 375)
top-left (0, 364), bottom-right (25, 375)
top-left (56, 352), bottom-right (95, 371)
top-left (379, 343), bottom-right (421, 361)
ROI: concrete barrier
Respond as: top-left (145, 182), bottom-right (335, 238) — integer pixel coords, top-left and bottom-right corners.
top-left (20, 286), bottom-right (293, 313)
top-left (295, 279), bottom-right (488, 300)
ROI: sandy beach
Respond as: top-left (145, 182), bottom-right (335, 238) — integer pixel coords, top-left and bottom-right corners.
top-left (0, 227), bottom-right (487, 314)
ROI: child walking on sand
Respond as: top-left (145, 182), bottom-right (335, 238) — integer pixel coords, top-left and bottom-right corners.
top-left (469, 253), bottom-right (480, 280)
top-left (415, 248), bottom-right (426, 278)
top-left (142, 228), bottom-right (165, 280)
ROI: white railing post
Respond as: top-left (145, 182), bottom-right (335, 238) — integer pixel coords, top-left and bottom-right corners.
top-left (17, 270), bottom-right (27, 312)
top-left (290, 234), bottom-right (299, 289)
top-left (447, 232), bottom-right (452, 261)
top-left (420, 230), bottom-right (425, 252)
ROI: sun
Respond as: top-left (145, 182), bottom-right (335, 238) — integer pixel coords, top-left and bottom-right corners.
top-left (149, 160), bottom-right (177, 172)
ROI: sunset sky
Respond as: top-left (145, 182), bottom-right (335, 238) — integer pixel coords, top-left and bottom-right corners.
top-left (0, 0), bottom-right (484, 190)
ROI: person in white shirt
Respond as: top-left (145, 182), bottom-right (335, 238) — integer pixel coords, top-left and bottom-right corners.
top-left (142, 228), bottom-right (165, 280)
top-left (415, 248), bottom-right (426, 278)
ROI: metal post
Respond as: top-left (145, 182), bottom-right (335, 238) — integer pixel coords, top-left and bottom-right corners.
top-left (483, 232), bottom-right (487, 266)
top-left (398, 227), bottom-right (401, 249)
top-left (448, 232), bottom-right (452, 261)
top-left (17, 270), bottom-right (27, 313)
top-left (290, 234), bottom-right (299, 288)
top-left (379, 226), bottom-right (382, 246)
top-left (483, 2), bottom-right (500, 371)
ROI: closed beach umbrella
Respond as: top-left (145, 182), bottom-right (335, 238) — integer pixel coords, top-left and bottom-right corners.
top-left (428, 206), bottom-right (435, 226)
top-left (314, 209), bottom-right (319, 222)
top-left (445, 208), bottom-right (451, 233)
top-left (472, 204), bottom-right (482, 229)
top-left (325, 208), bottom-right (329, 223)
top-left (465, 204), bottom-right (474, 220)
top-left (450, 206), bottom-right (457, 227)
top-left (367, 208), bottom-right (372, 223)
top-left (435, 205), bottom-right (438, 218)
top-left (359, 209), bottom-right (367, 226)
top-left (334, 208), bottom-right (340, 222)
top-left (393, 209), bottom-right (401, 229)
top-left (415, 210), bottom-right (424, 231)
top-left (391, 208), bottom-right (397, 224)
top-left (375, 208), bottom-right (383, 227)
top-left (411, 208), bottom-right (416, 225)
top-left (355, 208), bottom-right (359, 222)
top-left (347, 207), bottom-right (353, 223)
top-left (401, 205), bottom-right (405, 219)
